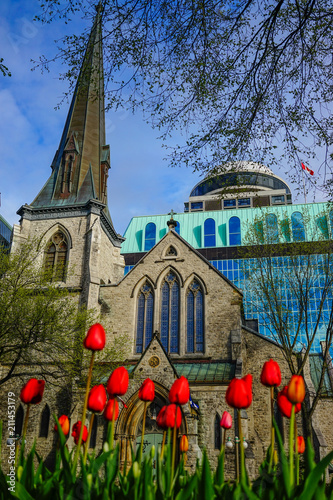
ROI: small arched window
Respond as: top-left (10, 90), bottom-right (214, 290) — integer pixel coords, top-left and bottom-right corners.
top-left (161, 272), bottom-right (180, 354)
top-left (136, 282), bottom-right (154, 353)
top-left (204, 218), bottom-right (216, 247)
top-left (266, 214), bottom-right (279, 244)
top-left (229, 217), bottom-right (241, 246)
top-left (330, 211), bottom-right (333, 237)
top-left (214, 414), bottom-right (221, 449)
top-left (291, 212), bottom-right (305, 241)
top-left (15, 405), bottom-right (24, 438)
top-left (144, 223), bottom-right (156, 251)
top-left (187, 280), bottom-right (204, 353)
top-left (44, 231), bottom-right (68, 281)
top-left (39, 404), bottom-right (50, 438)
top-left (316, 216), bottom-right (329, 239)
top-left (89, 415), bottom-right (98, 448)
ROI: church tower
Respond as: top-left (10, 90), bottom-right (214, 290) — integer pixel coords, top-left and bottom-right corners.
top-left (12, 5), bottom-right (125, 310)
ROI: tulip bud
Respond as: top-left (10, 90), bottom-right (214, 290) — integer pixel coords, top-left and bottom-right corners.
top-left (17, 466), bottom-right (23, 481)
top-left (20, 379), bottom-right (45, 405)
top-left (287, 375), bottom-right (305, 404)
top-left (107, 367), bottom-right (129, 397)
top-left (260, 359), bottom-right (281, 387)
top-left (87, 473), bottom-right (93, 489)
top-left (169, 376), bottom-right (190, 405)
top-left (133, 461), bottom-right (140, 478)
top-left (87, 385), bottom-right (107, 413)
top-left (83, 323), bottom-right (106, 351)
top-left (225, 375), bottom-right (253, 409)
top-left (103, 442), bottom-right (110, 453)
top-left (139, 378), bottom-right (155, 402)
top-left (179, 434), bottom-right (189, 452)
top-left (277, 386), bottom-right (301, 418)
top-left (150, 445), bottom-right (155, 459)
top-left (220, 411), bottom-right (232, 429)
top-left (54, 415), bottom-right (70, 435)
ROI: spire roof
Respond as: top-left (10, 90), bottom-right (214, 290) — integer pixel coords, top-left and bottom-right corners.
top-left (31, 5), bottom-right (112, 216)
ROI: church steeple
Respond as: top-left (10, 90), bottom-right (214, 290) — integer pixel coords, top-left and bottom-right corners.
top-left (31, 4), bottom-right (111, 211)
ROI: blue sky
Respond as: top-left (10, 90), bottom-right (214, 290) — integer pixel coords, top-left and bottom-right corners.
top-left (0, 1), bottom-right (323, 236)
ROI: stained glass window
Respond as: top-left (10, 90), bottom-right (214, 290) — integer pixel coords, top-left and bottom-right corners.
top-left (136, 283), bottom-right (154, 353)
top-left (187, 280), bottom-right (204, 353)
top-left (144, 223), bottom-right (156, 251)
top-left (204, 218), bottom-right (216, 247)
top-left (160, 272), bottom-right (179, 353)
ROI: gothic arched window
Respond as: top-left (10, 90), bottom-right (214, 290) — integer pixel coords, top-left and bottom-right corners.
top-left (204, 218), bottom-right (216, 247)
top-left (266, 214), bottom-right (279, 243)
top-left (229, 217), bottom-right (241, 246)
top-left (144, 223), bottom-right (156, 251)
top-left (39, 404), bottom-right (50, 438)
top-left (44, 231), bottom-right (68, 281)
top-left (136, 282), bottom-right (154, 353)
top-left (161, 272), bottom-right (180, 353)
top-left (186, 280), bottom-right (204, 353)
top-left (291, 212), bottom-right (305, 241)
top-left (89, 415), bottom-right (98, 448)
top-left (15, 405), bottom-right (24, 438)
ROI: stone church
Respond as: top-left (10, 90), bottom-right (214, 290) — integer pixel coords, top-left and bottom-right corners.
top-left (2, 7), bottom-right (333, 478)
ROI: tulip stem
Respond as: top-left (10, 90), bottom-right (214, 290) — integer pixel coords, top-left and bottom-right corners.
top-left (161, 430), bottom-right (166, 460)
top-left (289, 404), bottom-right (295, 489)
top-left (237, 409), bottom-right (246, 483)
top-left (171, 417), bottom-right (177, 488)
top-left (73, 351), bottom-right (95, 472)
top-left (18, 404), bottom-right (30, 465)
top-left (109, 409), bottom-right (116, 451)
top-left (295, 418), bottom-right (299, 486)
top-left (83, 413), bottom-right (94, 465)
top-left (140, 401), bottom-right (147, 462)
top-left (268, 386), bottom-right (275, 472)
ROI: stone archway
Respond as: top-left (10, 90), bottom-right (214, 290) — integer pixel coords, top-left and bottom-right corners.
top-left (116, 382), bottom-right (187, 467)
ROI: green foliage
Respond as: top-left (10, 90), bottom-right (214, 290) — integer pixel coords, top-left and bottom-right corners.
top-left (2, 416), bottom-right (333, 499)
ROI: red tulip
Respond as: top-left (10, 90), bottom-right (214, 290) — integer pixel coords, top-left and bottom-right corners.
top-left (20, 379), bottom-right (45, 405)
top-left (296, 436), bottom-right (305, 454)
top-left (107, 367), bottom-right (129, 397)
top-left (287, 375), bottom-right (306, 404)
top-left (220, 411), bottom-right (232, 429)
top-left (72, 421), bottom-right (88, 445)
top-left (156, 406), bottom-right (168, 430)
top-left (225, 375), bottom-right (252, 409)
top-left (139, 378), bottom-right (155, 402)
top-left (180, 434), bottom-right (189, 452)
top-left (260, 359), bottom-right (282, 387)
top-left (169, 376), bottom-right (190, 405)
top-left (54, 415), bottom-right (70, 435)
top-left (103, 398), bottom-right (119, 421)
top-left (87, 385), bottom-right (107, 413)
top-left (165, 404), bottom-right (182, 429)
top-left (277, 386), bottom-right (301, 418)
top-left (83, 323), bottom-right (106, 351)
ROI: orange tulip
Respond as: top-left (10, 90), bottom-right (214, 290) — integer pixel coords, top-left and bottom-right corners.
top-left (54, 415), bottom-right (70, 435)
top-left (296, 435), bottom-right (305, 454)
top-left (287, 375), bottom-right (305, 404)
top-left (180, 434), bottom-right (189, 452)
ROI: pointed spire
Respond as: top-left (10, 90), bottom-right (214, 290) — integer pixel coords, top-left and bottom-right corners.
top-left (31, 4), bottom-right (111, 210)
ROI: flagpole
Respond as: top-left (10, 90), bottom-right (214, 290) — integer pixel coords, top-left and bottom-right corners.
top-left (301, 165), bottom-right (307, 204)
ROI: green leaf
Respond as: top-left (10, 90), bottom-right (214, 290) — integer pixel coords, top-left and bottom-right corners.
top-left (298, 446), bottom-right (333, 500)
top-left (12, 483), bottom-right (35, 500)
top-left (198, 450), bottom-right (215, 500)
top-left (273, 419), bottom-right (291, 499)
top-left (175, 472), bottom-right (198, 500)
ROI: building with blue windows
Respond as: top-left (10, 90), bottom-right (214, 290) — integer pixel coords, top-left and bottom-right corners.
top-left (0, 214), bottom-right (12, 249)
top-left (121, 162), bottom-right (333, 354)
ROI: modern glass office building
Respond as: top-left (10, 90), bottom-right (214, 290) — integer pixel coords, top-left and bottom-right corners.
top-left (121, 162), bottom-right (332, 353)
top-left (0, 215), bottom-right (12, 249)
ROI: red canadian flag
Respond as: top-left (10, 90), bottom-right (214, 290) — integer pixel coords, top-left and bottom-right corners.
top-left (301, 162), bottom-right (314, 176)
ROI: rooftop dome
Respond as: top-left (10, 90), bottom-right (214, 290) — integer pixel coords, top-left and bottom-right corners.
top-left (217, 161), bottom-right (274, 176)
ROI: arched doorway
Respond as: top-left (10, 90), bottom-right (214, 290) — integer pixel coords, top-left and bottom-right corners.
top-left (116, 382), bottom-right (187, 468)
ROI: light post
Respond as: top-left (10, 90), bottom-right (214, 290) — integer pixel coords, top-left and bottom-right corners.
top-left (225, 437), bottom-right (248, 482)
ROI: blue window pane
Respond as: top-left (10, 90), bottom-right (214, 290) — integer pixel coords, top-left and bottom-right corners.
top-left (191, 202), bottom-right (203, 210)
top-left (204, 218), bottom-right (216, 247)
top-left (161, 282), bottom-right (169, 351)
top-left (187, 292), bottom-right (194, 353)
top-left (229, 216), bottom-right (241, 246)
top-left (144, 223), bottom-right (156, 251)
top-left (170, 282), bottom-right (179, 353)
top-left (224, 199), bottom-right (236, 208)
top-left (196, 291), bottom-right (203, 352)
top-left (291, 212), bottom-right (305, 241)
top-left (136, 293), bottom-right (145, 353)
top-left (238, 198), bottom-right (251, 207)
top-left (266, 214), bottom-right (279, 243)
